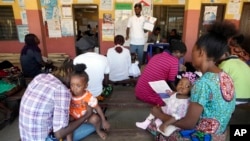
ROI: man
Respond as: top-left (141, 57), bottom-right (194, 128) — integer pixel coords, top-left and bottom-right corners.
top-left (74, 37), bottom-right (110, 97)
top-left (126, 3), bottom-right (147, 66)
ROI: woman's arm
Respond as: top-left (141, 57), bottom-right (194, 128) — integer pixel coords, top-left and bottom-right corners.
top-left (152, 102), bottom-right (203, 130)
top-left (54, 105), bottom-right (93, 139)
top-left (173, 102), bottom-right (203, 129)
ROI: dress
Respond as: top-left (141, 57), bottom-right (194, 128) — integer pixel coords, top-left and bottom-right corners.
top-left (107, 46), bottom-right (131, 81)
top-left (157, 93), bottom-right (189, 136)
top-left (20, 49), bottom-right (43, 78)
top-left (191, 72), bottom-right (235, 134)
top-left (135, 52), bottom-right (179, 106)
top-left (219, 56), bottom-right (250, 102)
top-left (128, 61), bottom-right (141, 77)
top-left (70, 90), bottom-right (98, 119)
top-left (19, 73), bottom-right (71, 141)
top-left (73, 52), bottom-right (110, 97)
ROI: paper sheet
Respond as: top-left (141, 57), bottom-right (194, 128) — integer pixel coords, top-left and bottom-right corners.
top-left (148, 80), bottom-right (172, 94)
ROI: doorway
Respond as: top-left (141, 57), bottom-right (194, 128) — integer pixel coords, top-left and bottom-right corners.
top-left (239, 3), bottom-right (250, 38)
top-left (72, 4), bottom-right (99, 55)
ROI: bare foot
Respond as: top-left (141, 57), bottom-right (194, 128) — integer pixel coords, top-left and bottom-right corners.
top-left (96, 130), bottom-right (107, 140)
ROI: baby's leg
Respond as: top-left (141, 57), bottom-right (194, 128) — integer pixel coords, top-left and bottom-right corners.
top-left (88, 114), bottom-right (107, 140)
top-left (136, 113), bottom-right (155, 130)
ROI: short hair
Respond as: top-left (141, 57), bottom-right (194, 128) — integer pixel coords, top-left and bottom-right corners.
top-left (134, 3), bottom-right (142, 9)
top-left (169, 40), bottom-right (187, 54)
top-left (155, 27), bottom-right (161, 31)
top-left (114, 35), bottom-right (125, 45)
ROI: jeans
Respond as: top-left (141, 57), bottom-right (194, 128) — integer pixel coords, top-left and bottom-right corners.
top-left (73, 123), bottom-right (95, 141)
top-left (129, 44), bottom-right (144, 66)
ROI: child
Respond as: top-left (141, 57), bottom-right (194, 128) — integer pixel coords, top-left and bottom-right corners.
top-left (129, 53), bottom-right (141, 78)
top-left (66, 64), bottom-right (110, 141)
top-left (135, 71), bottom-right (199, 136)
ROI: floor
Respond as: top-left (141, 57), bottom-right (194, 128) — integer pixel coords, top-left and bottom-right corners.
top-left (0, 85), bottom-right (250, 141)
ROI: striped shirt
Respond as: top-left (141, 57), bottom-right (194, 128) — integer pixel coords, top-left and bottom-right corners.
top-left (19, 73), bottom-right (71, 141)
top-left (135, 52), bottom-right (179, 106)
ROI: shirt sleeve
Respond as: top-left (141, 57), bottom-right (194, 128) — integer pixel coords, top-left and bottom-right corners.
top-left (190, 80), bottom-right (210, 108)
top-left (127, 17), bottom-right (132, 28)
top-left (33, 51), bottom-right (43, 64)
top-left (53, 85), bottom-right (71, 132)
top-left (88, 95), bottom-right (98, 108)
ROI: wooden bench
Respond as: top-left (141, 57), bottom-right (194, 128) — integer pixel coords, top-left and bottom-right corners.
top-left (0, 53), bottom-right (69, 69)
top-left (47, 53), bottom-right (69, 67)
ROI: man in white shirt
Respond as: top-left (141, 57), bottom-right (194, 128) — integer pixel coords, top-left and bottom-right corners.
top-left (74, 38), bottom-right (110, 97)
top-left (126, 3), bottom-right (147, 66)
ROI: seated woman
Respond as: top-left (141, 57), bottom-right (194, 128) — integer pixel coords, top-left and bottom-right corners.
top-left (107, 35), bottom-right (132, 85)
top-left (147, 21), bottom-right (236, 141)
top-left (20, 34), bottom-right (48, 78)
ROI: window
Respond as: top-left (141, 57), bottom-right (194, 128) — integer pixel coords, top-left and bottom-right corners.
top-left (0, 6), bottom-right (18, 40)
top-left (153, 6), bottom-right (184, 39)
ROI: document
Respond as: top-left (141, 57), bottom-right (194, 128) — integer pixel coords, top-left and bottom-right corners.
top-left (148, 80), bottom-right (172, 94)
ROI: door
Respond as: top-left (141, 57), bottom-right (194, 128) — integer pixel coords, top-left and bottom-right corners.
top-left (239, 3), bottom-right (250, 38)
top-left (72, 4), bottom-right (99, 55)
top-left (198, 4), bottom-right (225, 37)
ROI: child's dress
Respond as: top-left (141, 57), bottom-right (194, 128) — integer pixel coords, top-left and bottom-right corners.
top-left (129, 60), bottom-right (141, 77)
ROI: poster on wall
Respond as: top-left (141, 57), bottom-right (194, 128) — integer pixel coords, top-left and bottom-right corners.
top-left (61, 19), bottom-right (74, 36)
top-left (61, 0), bottom-right (72, 4)
top-left (100, 0), bottom-right (113, 10)
top-left (17, 25), bottom-right (29, 43)
top-left (2, 0), bottom-right (14, 3)
top-left (61, 5), bottom-right (72, 18)
top-left (102, 23), bottom-right (114, 41)
top-left (114, 3), bottom-right (132, 46)
top-left (40, 0), bottom-right (60, 20)
top-left (47, 19), bottom-right (62, 38)
top-left (227, 0), bottom-right (241, 15)
top-left (103, 13), bottom-right (113, 23)
top-left (203, 6), bottom-right (217, 25)
top-left (21, 10), bottom-right (28, 25)
top-left (18, 0), bottom-right (25, 7)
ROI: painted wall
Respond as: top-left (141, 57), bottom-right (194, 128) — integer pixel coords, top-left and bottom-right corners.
top-left (0, 0), bottom-right (248, 61)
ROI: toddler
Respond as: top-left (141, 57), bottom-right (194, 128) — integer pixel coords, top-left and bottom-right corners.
top-left (66, 64), bottom-right (110, 141)
top-left (129, 53), bottom-right (141, 78)
top-left (135, 71), bottom-right (199, 136)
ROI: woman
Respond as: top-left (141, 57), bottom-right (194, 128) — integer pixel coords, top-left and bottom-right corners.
top-left (148, 21), bottom-right (236, 141)
top-left (19, 58), bottom-right (95, 141)
top-left (135, 41), bottom-right (187, 106)
top-left (20, 34), bottom-right (46, 78)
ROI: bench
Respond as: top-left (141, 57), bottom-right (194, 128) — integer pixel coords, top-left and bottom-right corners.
top-left (0, 53), bottom-right (69, 69)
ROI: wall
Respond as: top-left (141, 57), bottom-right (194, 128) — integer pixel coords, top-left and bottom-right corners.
top-left (0, 0), bottom-right (248, 61)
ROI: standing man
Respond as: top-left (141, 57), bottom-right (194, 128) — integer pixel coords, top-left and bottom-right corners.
top-left (126, 3), bottom-right (147, 66)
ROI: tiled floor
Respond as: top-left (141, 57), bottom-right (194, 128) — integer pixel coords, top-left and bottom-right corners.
top-left (0, 85), bottom-right (250, 141)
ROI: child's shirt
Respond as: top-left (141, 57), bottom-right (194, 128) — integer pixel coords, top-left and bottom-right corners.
top-left (69, 90), bottom-right (98, 119)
